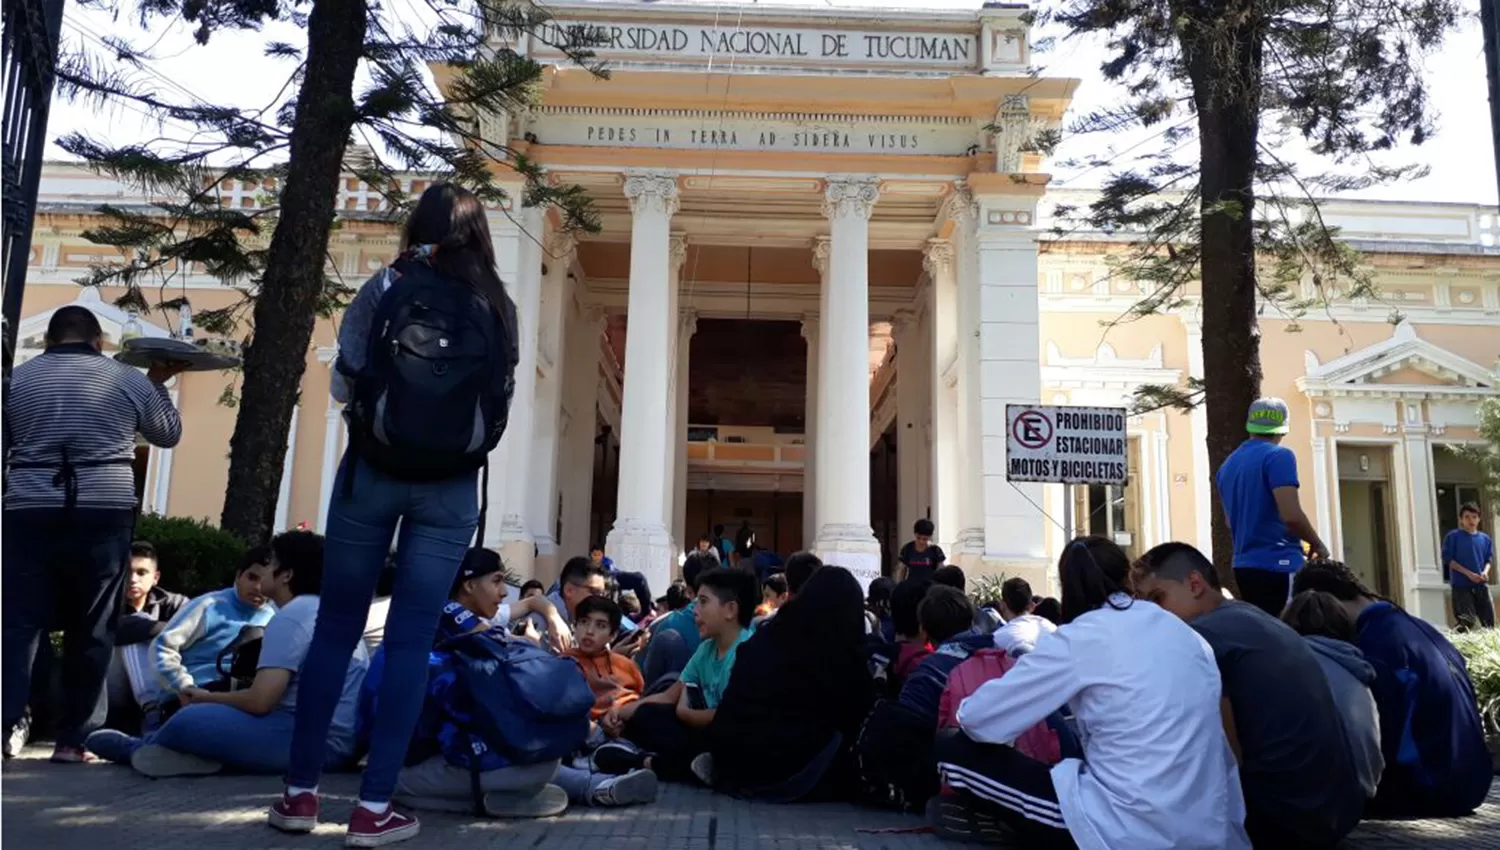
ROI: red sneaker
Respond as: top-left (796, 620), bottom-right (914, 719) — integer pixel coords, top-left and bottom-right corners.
top-left (267, 790), bottom-right (319, 834)
top-left (345, 804), bottom-right (419, 847)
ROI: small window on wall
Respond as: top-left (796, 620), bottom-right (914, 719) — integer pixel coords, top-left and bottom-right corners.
top-left (1072, 437), bottom-right (1142, 560)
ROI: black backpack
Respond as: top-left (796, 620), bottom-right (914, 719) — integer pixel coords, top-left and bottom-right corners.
top-left (342, 258), bottom-right (517, 485)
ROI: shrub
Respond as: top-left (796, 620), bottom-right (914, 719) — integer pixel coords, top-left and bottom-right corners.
top-left (1451, 628), bottom-right (1500, 740)
top-left (134, 514), bottom-right (248, 598)
top-left (967, 572), bottom-right (1009, 610)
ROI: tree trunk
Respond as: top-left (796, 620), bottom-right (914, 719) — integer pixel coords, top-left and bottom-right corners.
top-left (219, 0), bottom-right (368, 544)
top-left (1178, 3), bottom-right (1265, 591)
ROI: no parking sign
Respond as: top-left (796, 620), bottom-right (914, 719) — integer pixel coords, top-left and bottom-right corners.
top-left (1005, 404), bottom-right (1128, 485)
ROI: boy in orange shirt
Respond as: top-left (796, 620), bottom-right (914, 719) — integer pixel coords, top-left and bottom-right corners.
top-left (554, 596), bottom-right (656, 807)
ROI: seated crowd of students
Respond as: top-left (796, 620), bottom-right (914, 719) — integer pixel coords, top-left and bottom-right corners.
top-left (63, 523), bottom-right (1493, 848)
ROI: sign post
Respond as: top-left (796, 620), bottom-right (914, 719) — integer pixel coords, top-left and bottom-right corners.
top-left (1005, 404), bottom-right (1130, 544)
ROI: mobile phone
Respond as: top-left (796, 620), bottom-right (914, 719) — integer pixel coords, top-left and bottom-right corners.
top-left (684, 682), bottom-right (707, 711)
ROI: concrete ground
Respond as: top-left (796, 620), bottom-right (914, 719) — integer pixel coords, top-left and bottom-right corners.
top-left (2, 748), bottom-right (1496, 849)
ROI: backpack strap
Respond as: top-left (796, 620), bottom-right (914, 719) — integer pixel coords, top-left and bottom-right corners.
top-left (474, 458), bottom-right (489, 548)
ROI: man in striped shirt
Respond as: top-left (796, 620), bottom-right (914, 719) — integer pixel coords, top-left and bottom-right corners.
top-left (3, 305), bottom-right (184, 762)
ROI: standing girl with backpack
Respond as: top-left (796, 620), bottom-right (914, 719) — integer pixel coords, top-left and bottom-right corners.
top-left (268, 184), bottom-right (519, 847)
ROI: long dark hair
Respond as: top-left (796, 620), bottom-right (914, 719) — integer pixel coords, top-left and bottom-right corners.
top-left (402, 183), bottom-right (511, 318)
top-left (765, 566), bottom-right (867, 651)
top-left (1058, 536), bottom-right (1133, 624)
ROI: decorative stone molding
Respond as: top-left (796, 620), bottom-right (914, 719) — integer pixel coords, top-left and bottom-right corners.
top-left (890, 308), bottom-right (918, 339)
top-left (669, 232), bottom-right (689, 272)
top-left (811, 236), bottom-right (831, 278)
top-left (923, 238), bottom-right (955, 280)
top-left (942, 184), bottom-right (977, 225)
top-left (546, 230), bottom-right (577, 262)
top-left (800, 311), bottom-right (819, 339)
top-left (821, 176), bottom-right (881, 221)
top-left (623, 171), bottom-right (680, 217)
top-left (678, 308), bottom-right (698, 339)
top-left (583, 303), bottom-right (609, 328)
top-left (993, 94), bottom-right (1051, 174)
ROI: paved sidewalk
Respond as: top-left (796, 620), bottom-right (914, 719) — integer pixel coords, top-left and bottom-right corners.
top-left (3, 748), bottom-right (1497, 849)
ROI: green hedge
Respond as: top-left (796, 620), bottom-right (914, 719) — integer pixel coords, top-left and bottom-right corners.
top-left (134, 514), bottom-right (248, 599)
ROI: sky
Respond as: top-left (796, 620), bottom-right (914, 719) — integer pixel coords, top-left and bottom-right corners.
top-left (46, 0), bottom-right (1499, 207)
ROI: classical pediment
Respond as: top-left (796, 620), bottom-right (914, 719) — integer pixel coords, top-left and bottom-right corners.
top-left (1298, 322), bottom-right (1496, 398)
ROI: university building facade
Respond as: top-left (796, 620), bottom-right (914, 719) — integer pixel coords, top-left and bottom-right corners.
top-left (15, 1), bottom-right (1500, 623)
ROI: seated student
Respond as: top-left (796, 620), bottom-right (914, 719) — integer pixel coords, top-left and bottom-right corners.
top-left (634, 552), bottom-right (715, 685)
top-left (594, 568), bottom-right (758, 783)
top-left (1293, 560), bottom-right (1491, 818)
top-left (1281, 590), bottom-right (1384, 800)
top-left (854, 585), bottom-right (990, 810)
top-left (443, 549), bottom-right (571, 649)
top-left (865, 576), bottom-right (895, 641)
top-left (143, 547), bottom-right (279, 722)
top-left (617, 590), bottom-right (644, 627)
top-left (707, 567), bottom-right (874, 801)
top-left (589, 544), bottom-right (653, 624)
top-left (519, 579), bottom-right (546, 601)
top-left (361, 559), bottom-right (398, 655)
top-left (538, 557), bottom-right (635, 641)
top-left (550, 595), bottom-right (658, 807)
top-left (992, 577), bottom-right (1057, 657)
top-left (106, 542), bottom-right (189, 732)
top-left (693, 534), bottom-right (722, 564)
top-left (755, 573), bottom-right (788, 620)
top-left (931, 565), bottom-right (998, 633)
top-left (88, 531), bottom-right (365, 777)
top-left (1033, 596), bottom-right (1062, 626)
top-left (881, 579), bottom-right (933, 696)
top-left (897, 587), bottom-right (994, 721)
top-left (1132, 542), bottom-right (1363, 849)
top-left (783, 550), bottom-right (823, 600)
top-left (936, 536), bottom-right (1249, 850)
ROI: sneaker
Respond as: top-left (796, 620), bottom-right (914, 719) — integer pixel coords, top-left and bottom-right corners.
top-left (590, 768), bottom-right (658, 807)
top-left (689, 752), bottom-right (715, 787)
top-left (268, 790), bottom-right (320, 834)
top-left (48, 745), bottom-right (97, 764)
top-left (129, 744), bottom-right (222, 778)
top-left (4, 709), bottom-right (31, 758)
top-left (346, 804), bottom-right (419, 847)
top-left (84, 729), bottom-right (140, 764)
top-left (591, 741), bottom-right (650, 775)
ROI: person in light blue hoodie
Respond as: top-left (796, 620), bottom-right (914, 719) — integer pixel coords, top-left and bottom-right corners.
top-left (1282, 590), bottom-right (1385, 799)
top-left (144, 547), bottom-right (278, 720)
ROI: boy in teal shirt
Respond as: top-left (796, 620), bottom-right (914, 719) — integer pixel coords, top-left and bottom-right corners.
top-left (594, 568), bottom-right (758, 783)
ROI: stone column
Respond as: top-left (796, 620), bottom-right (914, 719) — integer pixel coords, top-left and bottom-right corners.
top-left (663, 235), bottom-right (688, 554)
top-left (483, 206), bottom-right (524, 549)
top-left (528, 230), bottom-right (576, 582)
top-left (949, 190), bottom-right (987, 565)
top-left (605, 171), bottom-right (679, 593)
top-left (559, 303), bottom-right (606, 562)
top-left (812, 176), bottom-right (883, 590)
top-left (671, 307), bottom-right (697, 557)
top-left (972, 190), bottom-right (1047, 580)
top-left (497, 205), bottom-right (547, 578)
top-left (1401, 408), bottom-right (1448, 622)
top-left (925, 237), bottom-right (960, 553)
top-left (892, 309), bottom-right (925, 544)
top-left (800, 311), bottom-right (819, 548)
top-left (811, 239), bottom-right (832, 537)
top-left (1181, 312), bottom-right (1213, 552)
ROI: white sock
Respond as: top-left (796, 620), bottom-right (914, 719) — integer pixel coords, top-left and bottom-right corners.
top-left (357, 799), bottom-right (388, 814)
top-left (287, 785), bottom-right (317, 797)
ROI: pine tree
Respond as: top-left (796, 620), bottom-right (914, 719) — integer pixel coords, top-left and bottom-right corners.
top-left (1041, 0), bottom-right (1462, 584)
top-left (53, 0), bottom-right (603, 544)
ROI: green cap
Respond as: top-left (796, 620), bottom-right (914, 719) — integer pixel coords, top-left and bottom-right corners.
top-left (1246, 397), bottom-right (1290, 435)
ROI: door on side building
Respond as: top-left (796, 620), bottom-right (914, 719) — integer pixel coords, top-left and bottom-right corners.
top-left (1336, 445), bottom-right (1398, 600)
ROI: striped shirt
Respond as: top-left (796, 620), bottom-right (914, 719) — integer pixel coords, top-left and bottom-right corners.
top-left (4, 344), bottom-right (182, 511)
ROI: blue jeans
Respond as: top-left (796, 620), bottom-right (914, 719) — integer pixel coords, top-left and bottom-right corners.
top-left (128, 703), bottom-right (344, 773)
top-left (286, 454), bottom-right (479, 802)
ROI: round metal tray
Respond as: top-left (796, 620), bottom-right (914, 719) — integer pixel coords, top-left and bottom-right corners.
top-left (114, 337), bottom-right (241, 372)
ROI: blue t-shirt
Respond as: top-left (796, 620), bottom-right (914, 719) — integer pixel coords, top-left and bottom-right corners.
top-left (1442, 529), bottom-right (1493, 589)
top-left (1217, 438), bottom-right (1304, 572)
top-left (679, 627), bottom-right (750, 709)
